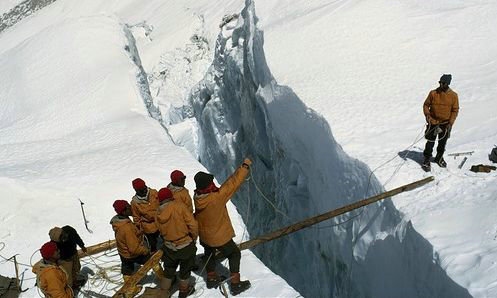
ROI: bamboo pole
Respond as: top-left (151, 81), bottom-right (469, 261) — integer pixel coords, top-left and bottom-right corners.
top-left (239, 176), bottom-right (434, 250)
top-left (111, 176), bottom-right (433, 296)
top-left (78, 240), bottom-right (116, 258)
top-left (112, 250), bottom-right (163, 298)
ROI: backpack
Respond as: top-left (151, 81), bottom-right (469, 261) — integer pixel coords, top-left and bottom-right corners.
top-left (490, 147), bottom-right (497, 163)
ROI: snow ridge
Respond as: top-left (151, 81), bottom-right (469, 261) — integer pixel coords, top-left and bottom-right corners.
top-left (0, 0), bottom-right (56, 34)
top-left (185, 0), bottom-right (472, 297)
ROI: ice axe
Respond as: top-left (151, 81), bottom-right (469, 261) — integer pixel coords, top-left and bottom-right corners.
top-left (78, 198), bottom-right (93, 234)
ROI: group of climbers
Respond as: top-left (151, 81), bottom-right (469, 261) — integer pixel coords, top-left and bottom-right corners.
top-left (32, 226), bottom-right (87, 298)
top-left (31, 158), bottom-right (252, 297)
top-left (111, 158), bottom-right (252, 297)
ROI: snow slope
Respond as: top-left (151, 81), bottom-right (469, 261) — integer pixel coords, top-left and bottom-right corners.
top-left (254, 0), bottom-right (497, 297)
top-left (0, 1), bottom-right (298, 297)
top-left (1, 0), bottom-right (495, 297)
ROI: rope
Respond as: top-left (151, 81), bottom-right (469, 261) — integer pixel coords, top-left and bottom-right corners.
top-left (248, 170), bottom-right (290, 220)
top-left (0, 242), bottom-right (34, 268)
top-left (78, 248), bottom-right (124, 296)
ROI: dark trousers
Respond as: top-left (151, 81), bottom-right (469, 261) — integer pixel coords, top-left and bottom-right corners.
top-left (202, 239), bottom-right (241, 273)
top-left (145, 231), bottom-right (160, 252)
top-left (161, 242), bottom-right (197, 280)
top-left (423, 123), bottom-right (450, 158)
top-left (120, 254), bottom-right (149, 275)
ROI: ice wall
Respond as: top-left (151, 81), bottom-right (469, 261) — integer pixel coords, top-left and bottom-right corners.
top-left (186, 0), bottom-right (471, 297)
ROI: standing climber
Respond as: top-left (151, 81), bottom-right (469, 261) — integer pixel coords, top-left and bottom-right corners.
top-left (155, 188), bottom-right (198, 298)
top-left (193, 159), bottom-right (252, 296)
top-left (130, 178), bottom-right (161, 252)
top-left (48, 226), bottom-right (87, 289)
top-left (422, 74), bottom-right (459, 171)
top-left (32, 241), bottom-right (73, 298)
top-left (111, 200), bottom-right (163, 297)
top-left (168, 170), bottom-right (194, 213)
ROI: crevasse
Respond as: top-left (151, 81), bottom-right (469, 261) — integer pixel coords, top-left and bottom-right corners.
top-left (144, 0), bottom-right (471, 297)
top-left (184, 1), bottom-right (471, 297)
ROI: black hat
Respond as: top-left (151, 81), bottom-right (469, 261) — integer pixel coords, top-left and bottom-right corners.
top-left (439, 74), bottom-right (452, 85)
top-left (194, 171), bottom-right (214, 189)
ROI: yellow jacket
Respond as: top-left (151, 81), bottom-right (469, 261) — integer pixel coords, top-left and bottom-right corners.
top-left (167, 183), bottom-right (194, 213)
top-left (156, 199), bottom-right (198, 249)
top-left (131, 188), bottom-right (159, 234)
top-left (194, 166), bottom-right (248, 247)
top-left (110, 215), bottom-right (149, 259)
top-left (32, 260), bottom-right (73, 298)
top-left (423, 88), bottom-right (459, 125)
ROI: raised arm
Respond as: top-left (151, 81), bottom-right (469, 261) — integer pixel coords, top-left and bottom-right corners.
top-left (219, 159), bottom-right (251, 204)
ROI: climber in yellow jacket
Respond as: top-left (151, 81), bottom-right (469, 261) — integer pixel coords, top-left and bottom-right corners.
top-left (32, 241), bottom-right (73, 298)
top-left (111, 199), bottom-right (163, 297)
top-left (193, 158), bottom-right (252, 296)
top-left (168, 170), bottom-right (194, 213)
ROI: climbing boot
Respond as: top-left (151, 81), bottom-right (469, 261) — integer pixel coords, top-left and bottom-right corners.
top-left (206, 271), bottom-right (226, 289)
top-left (122, 275), bottom-right (142, 297)
top-left (434, 155), bottom-right (447, 168)
top-left (178, 279), bottom-right (195, 298)
top-left (229, 272), bottom-right (251, 296)
top-left (158, 276), bottom-right (173, 298)
top-left (422, 156), bottom-right (431, 172)
top-left (152, 263), bottom-right (165, 279)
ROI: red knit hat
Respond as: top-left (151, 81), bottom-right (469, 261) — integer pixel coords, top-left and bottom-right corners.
top-left (158, 188), bottom-right (173, 203)
top-left (170, 170), bottom-right (186, 185)
top-left (113, 200), bottom-right (130, 214)
top-left (40, 241), bottom-right (58, 260)
top-left (132, 178), bottom-right (146, 191)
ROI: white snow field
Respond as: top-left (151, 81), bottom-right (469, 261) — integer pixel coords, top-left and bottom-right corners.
top-left (0, 0), bottom-right (495, 297)
top-left (0, 0), bottom-right (298, 297)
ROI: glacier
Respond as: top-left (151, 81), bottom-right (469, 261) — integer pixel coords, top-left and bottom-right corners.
top-left (156, 0), bottom-right (471, 297)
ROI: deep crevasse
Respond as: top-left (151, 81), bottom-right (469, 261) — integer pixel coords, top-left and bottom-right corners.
top-left (143, 0), bottom-right (472, 297)
top-left (182, 1), bottom-right (471, 297)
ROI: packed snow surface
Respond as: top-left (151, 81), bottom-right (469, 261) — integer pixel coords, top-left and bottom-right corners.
top-left (0, 0), bottom-right (496, 297)
top-left (0, 0), bottom-right (298, 297)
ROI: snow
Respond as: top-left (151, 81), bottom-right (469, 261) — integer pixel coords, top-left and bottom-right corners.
top-left (1, 0), bottom-right (496, 297)
top-left (0, 0), bottom-right (298, 297)
top-left (254, 0), bottom-right (497, 297)
top-left (0, 0), bottom-right (23, 15)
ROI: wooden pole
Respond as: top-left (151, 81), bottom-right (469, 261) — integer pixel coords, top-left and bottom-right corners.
top-left (13, 255), bottom-right (20, 291)
top-left (239, 176), bottom-right (434, 251)
top-left (112, 250), bottom-right (163, 298)
top-left (78, 240), bottom-right (116, 258)
top-left (111, 176), bottom-right (433, 296)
